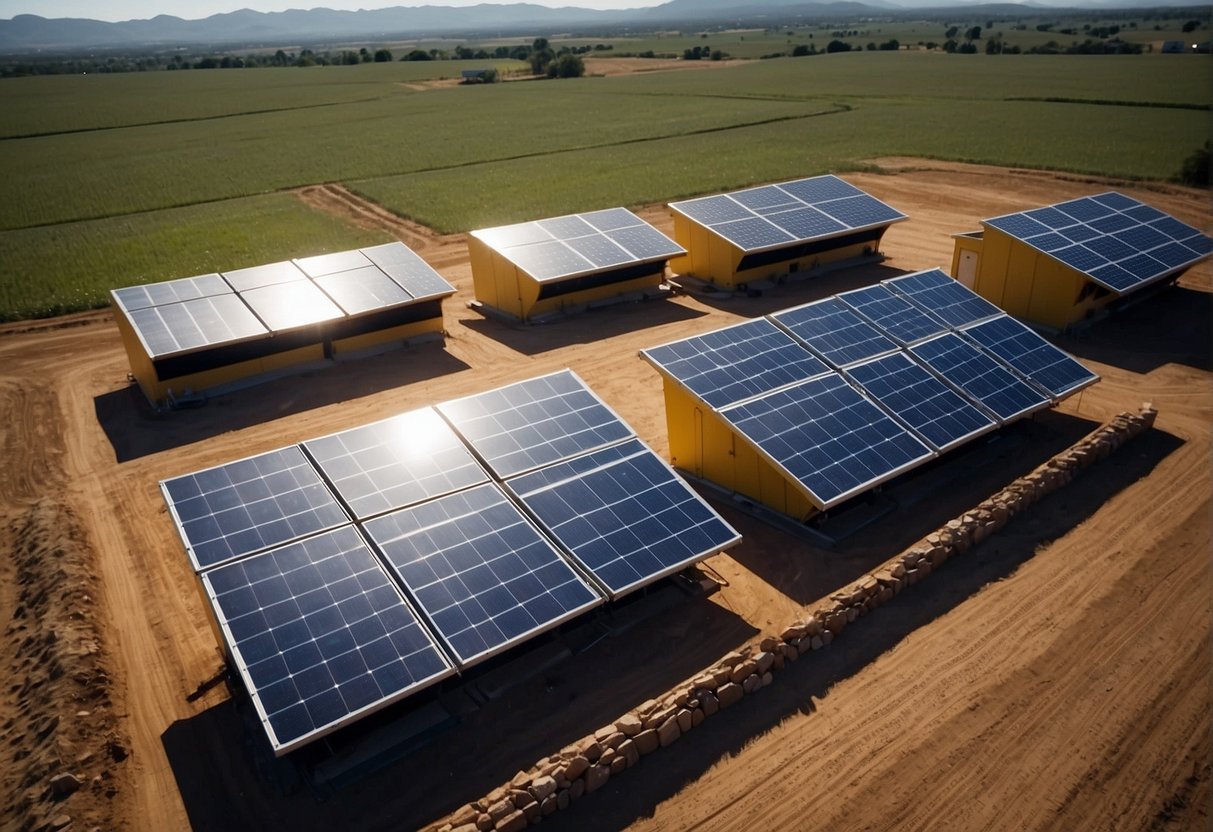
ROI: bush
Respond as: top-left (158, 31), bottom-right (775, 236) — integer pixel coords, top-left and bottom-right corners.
top-left (826, 39), bottom-right (851, 53)
top-left (1178, 141), bottom-right (1210, 186)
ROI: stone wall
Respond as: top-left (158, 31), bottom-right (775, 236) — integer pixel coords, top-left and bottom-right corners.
top-left (432, 405), bottom-right (1158, 832)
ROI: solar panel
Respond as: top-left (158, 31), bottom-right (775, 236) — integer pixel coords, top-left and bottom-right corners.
top-left (112, 273), bottom-right (231, 312)
top-left (222, 260), bottom-right (308, 292)
top-left (884, 268), bottom-right (1003, 328)
top-left (605, 225), bottom-right (685, 261)
top-left (507, 438), bottom-right (741, 598)
top-left (201, 525), bottom-right (454, 755)
top-left (129, 294), bottom-right (267, 358)
top-left (668, 175), bottom-right (906, 253)
top-left (640, 318), bottom-right (829, 410)
top-left (837, 283), bottom-right (948, 345)
top-left (909, 333), bottom-right (1050, 423)
top-left (314, 266), bottom-right (414, 316)
top-left (772, 297), bottom-right (898, 367)
top-left (720, 373), bottom-right (934, 510)
top-left (580, 207), bottom-right (643, 232)
top-left (845, 352), bottom-right (996, 452)
top-left (363, 483), bottom-right (602, 667)
top-left (162, 445), bottom-right (350, 572)
top-left (960, 316), bottom-right (1098, 399)
top-left (303, 408), bottom-right (488, 520)
top-left (982, 193), bottom-right (1212, 295)
top-left (437, 370), bottom-right (633, 479)
top-left (294, 250), bottom-right (372, 278)
top-left (563, 234), bottom-right (635, 270)
top-left (361, 243), bottom-right (455, 300)
top-left (240, 280), bottom-right (345, 332)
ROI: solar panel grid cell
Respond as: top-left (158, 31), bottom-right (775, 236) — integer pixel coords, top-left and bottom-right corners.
top-left (909, 333), bottom-right (1049, 423)
top-left (764, 206), bottom-right (847, 239)
top-left (814, 194), bottom-right (903, 227)
top-left (605, 225), bottom-right (685, 260)
top-left (961, 316), bottom-right (1097, 398)
top-left (883, 269), bottom-right (1003, 328)
top-left (775, 176), bottom-right (863, 204)
top-left (774, 298), bottom-right (899, 367)
top-left (710, 216), bottom-right (795, 250)
top-left (837, 284), bottom-right (948, 345)
top-left (314, 267), bottom-right (413, 316)
top-left (131, 294), bottom-right (267, 358)
top-left (1055, 197), bottom-right (1114, 222)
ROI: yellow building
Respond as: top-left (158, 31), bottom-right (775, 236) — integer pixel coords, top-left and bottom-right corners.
top-left (112, 242), bottom-right (454, 408)
top-left (666, 175), bottom-right (907, 290)
top-left (951, 192), bottom-right (1212, 330)
top-left (468, 208), bottom-right (685, 323)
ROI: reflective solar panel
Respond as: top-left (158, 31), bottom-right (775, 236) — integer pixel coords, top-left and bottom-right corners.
top-left (502, 240), bottom-right (593, 282)
top-left (240, 280), bottom-right (345, 331)
top-left (884, 268), bottom-right (1003, 328)
top-left (909, 333), bottom-right (1049, 423)
top-left (507, 438), bottom-right (740, 598)
top-left (961, 316), bottom-right (1098, 399)
top-left (113, 273), bottom-right (231, 312)
top-left (773, 297), bottom-right (898, 367)
top-left (581, 207), bottom-right (643, 232)
top-left (641, 318), bottom-right (829, 409)
top-left (563, 234), bottom-right (634, 270)
top-left (437, 370), bottom-right (633, 479)
top-left (361, 243), bottom-right (455, 300)
top-left (845, 352), bottom-right (996, 452)
top-left (982, 193), bottom-right (1212, 295)
top-left (606, 225), bottom-right (685, 260)
top-left (294, 250), bottom-right (372, 278)
top-left (720, 374), bottom-right (933, 510)
top-left (223, 260), bottom-right (308, 292)
top-left (364, 483), bottom-right (602, 667)
top-left (538, 215), bottom-right (597, 240)
top-left (129, 294), bottom-right (267, 358)
top-left (837, 283), bottom-right (948, 345)
top-left (201, 525), bottom-right (454, 755)
top-left (668, 175), bottom-right (905, 253)
top-left (303, 408), bottom-right (488, 520)
top-left (314, 266), bottom-right (414, 316)
top-left (162, 445), bottom-right (350, 572)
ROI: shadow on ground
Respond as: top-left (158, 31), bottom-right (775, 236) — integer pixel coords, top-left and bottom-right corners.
top-left (95, 345), bottom-right (470, 462)
top-left (541, 424), bottom-right (1185, 831)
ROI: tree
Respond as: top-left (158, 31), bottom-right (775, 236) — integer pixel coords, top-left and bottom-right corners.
top-left (957, 41), bottom-right (978, 53)
top-left (879, 38), bottom-right (899, 50)
top-left (1178, 141), bottom-right (1210, 186)
top-left (402, 49), bottom-right (431, 61)
top-left (532, 37), bottom-right (549, 52)
top-left (965, 26), bottom-right (982, 41)
top-left (791, 44), bottom-right (812, 56)
top-left (373, 48), bottom-right (392, 62)
top-left (943, 39), bottom-right (958, 52)
top-left (826, 39), bottom-right (851, 53)
top-left (945, 25), bottom-right (959, 39)
top-left (529, 46), bottom-right (555, 74)
top-left (1181, 19), bottom-right (1201, 33)
top-left (547, 53), bottom-right (584, 78)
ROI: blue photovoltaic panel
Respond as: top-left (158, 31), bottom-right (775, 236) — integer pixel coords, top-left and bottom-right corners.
top-left (437, 370), bottom-right (633, 479)
top-left (837, 283), bottom-right (948, 345)
top-left (303, 408), bottom-right (488, 520)
top-left (1185, 235), bottom-right (1213, 256)
top-left (606, 225), bottom-right (685, 260)
top-left (538, 215), bottom-right (597, 240)
top-left (981, 193), bottom-right (1212, 295)
top-left (201, 525), bottom-right (454, 755)
top-left (845, 352), bottom-right (996, 452)
top-left (563, 234), bottom-right (635, 270)
top-left (129, 294), bottom-right (267, 359)
top-left (909, 333), bottom-right (1049, 423)
top-left (363, 483), bottom-right (602, 667)
top-left (162, 445), bottom-right (350, 572)
top-left (884, 268), bottom-right (1003, 328)
top-left (113, 273), bottom-right (231, 312)
top-left (581, 207), bottom-right (643, 232)
top-left (505, 240), bottom-right (594, 282)
top-left (720, 373), bottom-right (933, 509)
top-left (961, 316), bottom-right (1098, 399)
top-left (508, 438), bottom-right (740, 598)
top-left (668, 175), bottom-right (905, 253)
top-left (772, 297), bottom-right (898, 367)
top-left (641, 318), bottom-right (828, 410)
top-left (361, 242), bottom-right (455, 300)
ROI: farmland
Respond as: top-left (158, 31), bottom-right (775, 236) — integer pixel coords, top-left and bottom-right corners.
top-left (0, 51), bottom-right (1209, 320)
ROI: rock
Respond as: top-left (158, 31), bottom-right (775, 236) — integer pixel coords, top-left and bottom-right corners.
top-left (742, 673), bottom-right (760, 693)
top-left (609, 755), bottom-right (627, 775)
top-left (584, 765), bottom-right (610, 793)
top-left (594, 725), bottom-right (616, 743)
top-left (511, 790), bottom-right (534, 810)
top-left (565, 755), bottom-right (590, 781)
top-left (804, 615), bottom-right (823, 636)
top-left (577, 738), bottom-right (603, 762)
top-left (821, 631), bottom-right (834, 646)
top-left (541, 795), bottom-right (559, 817)
top-left (599, 748), bottom-right (617, 768)
top-left (49, 818), bottom-right (73, 831)
top-left (49, 773), bottom-right (82, 799)
top-left (497, 809), bottom-right (527, 832)
top-left (621, 739), bottom-right (640, 767)
top-left (658, 716), bottom-right (681, 747)
top-left (644, 705), bottom-right (677, 731)
top-left (780, 623), bottom-right (807, 641)
top-left (720, 650), bottom-right (748, 667)
top-left (712, 666), bottom-right (733, 688)
top-left (730, 659), bottom-right (758, 685)
top-left (511, 770), bottom-right (533, 790)
top-left (602, 731), bottom-right (625, 750)
top-left (824, 612), bottom-right (846, 634)
top-left (453, 825), bottom-right (478, 832)
top-left (615, 713), bottom-right (642, 737)
top-left (633, 729), bottom-right (659, 755)
top-left (487, 798), bottom-right (515, 824)
top-left (845, 607), bottom-right (858, 623)
top-left (759, 636), bottom-right (778, 652)
top-left (691, 707), bottom-right (704, 728)
top-left (530, 775), bottom-right (557, 802)
top-left (676, 708), bottom-right (693, 733)
top-left (476, 813), bottom-right (494, 832)
top-left (810, 635), bottom-right (824, 650)
top-left (701, 691), bottom-right (719, 716)
top-left (556, 790), bottom-right (570, 811)
top-left (451, 805), bottom-right (479, 827)
top-left (570, 779), bottom-right (585, 800)
top-left (761, 671), bottom-right (773, 687)
top-left (718, 681), bottom-right (743, 707)
top-left (755, 651), bottom-right (775, 674)
top-left (523, 800), bottom-right (542, 823)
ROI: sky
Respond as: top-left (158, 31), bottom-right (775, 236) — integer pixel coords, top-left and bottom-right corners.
top-left (1, 0), bottom-right (669, 21)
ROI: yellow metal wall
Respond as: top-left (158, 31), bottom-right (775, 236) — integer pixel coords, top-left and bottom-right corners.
top-left (660, 380), bottom-right (817, 522)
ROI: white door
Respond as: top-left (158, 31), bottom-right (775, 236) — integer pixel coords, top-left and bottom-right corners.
top-left (957, 250), bottom-right (979, 288)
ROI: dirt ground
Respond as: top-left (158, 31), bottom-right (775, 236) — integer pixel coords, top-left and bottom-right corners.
top-left (0, 159), bottom-right (1208, 832)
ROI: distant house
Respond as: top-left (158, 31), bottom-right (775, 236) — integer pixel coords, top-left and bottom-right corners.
top-left (461, 68), bottom-right (491, 82)
top-left (1161, 40), bottom-right (1186, 53)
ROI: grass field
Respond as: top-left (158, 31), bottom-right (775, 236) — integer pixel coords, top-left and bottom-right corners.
top-left (1, 50), bottom-right (1209, 320)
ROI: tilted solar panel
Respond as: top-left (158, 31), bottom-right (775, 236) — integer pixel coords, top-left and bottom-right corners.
top-left (909, 333), bottom-right (1050, 424)
top-left (837, 283), bottom-right (949, 346)
top-left (112, 273), bottom-right (231, 312)
top-left (960, 316), bottom-right (1099, 399)
top-left (883, 268), bottom-right (1003, 328)
top-left (772, 297), bottom-right (899, 367)
top-left (128, 294), bottom-right (267, 359)
top-left (507, 438), bottom-right (741, 598)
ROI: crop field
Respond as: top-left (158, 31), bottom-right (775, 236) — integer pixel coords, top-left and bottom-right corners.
top-left (0, 50), bottom-right (1208, 320)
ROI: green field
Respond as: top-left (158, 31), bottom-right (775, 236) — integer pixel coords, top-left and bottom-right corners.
top-left (0, 50), bottom-right (1209, 321)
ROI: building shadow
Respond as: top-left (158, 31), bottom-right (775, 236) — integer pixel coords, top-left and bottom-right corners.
top-left (540, 424), bottom-right (1185, 831)
top-left (721, 410), bottom-right (1105, 607)
top-left (459, 293), bottom-right (706, 356)
top-left (1059, 284), bottom-right (1212, 374)
top-left (683, 262), bottom-right (912, 317)
top-left (95, 345), bottom-right (471, 463)
top-left (162, 591), bottom-right (758, 832)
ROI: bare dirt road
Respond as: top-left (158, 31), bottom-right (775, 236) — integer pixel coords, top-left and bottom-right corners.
top-left (0, 159), bottom-right (1207, 832)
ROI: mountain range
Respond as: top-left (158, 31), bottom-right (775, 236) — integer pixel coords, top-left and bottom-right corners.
top-left (1, 0), bottom-right (1202, 52)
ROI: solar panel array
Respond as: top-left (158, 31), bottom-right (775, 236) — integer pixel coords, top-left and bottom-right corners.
top-left (667, 175), bottom-right (908, 254)
top-left (113, 242), bottom-right (455, 360)
top-left (471, 208), bottom-right (685, 283)
top-left (164, 370), bottom-right (739, 755)
top-left (641, 268), bottom-right (1097, 511)
top-left (982, 192), bottom-right (1213, 295)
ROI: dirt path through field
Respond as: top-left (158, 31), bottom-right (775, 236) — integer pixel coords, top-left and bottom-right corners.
top-left (0, 160), bottom-right (1207, 832)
